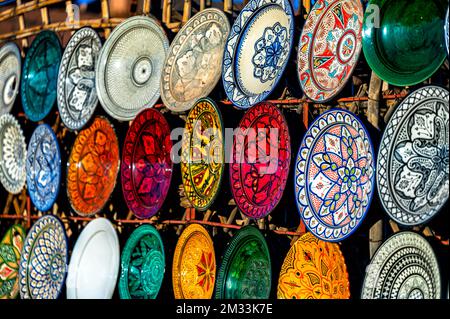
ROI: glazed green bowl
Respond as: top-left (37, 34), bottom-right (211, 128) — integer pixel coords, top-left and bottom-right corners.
top-left (362, 0), bottom-right (447, 86)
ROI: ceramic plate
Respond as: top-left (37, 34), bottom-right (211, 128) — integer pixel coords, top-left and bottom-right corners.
top-left (121, 109), bottom-right (172, 219)
top-left (21, 31), bottom-right (61, 122)
top-left (298, 0), bottom-right (363, 102)
top-left (222, 0), bottom-right (294, 109)
top-left (361, 232), bottom-right (441, 299)
top-left (230, 102), bottom-right (291, 218)
top-left (215, 226), bottom-right (271, 299)
top-left (118, 225), bottom-right (165, 299)
top-left (445, 7), bottom-right (449, 54)
top-left (161, 9), bottom-right (230, 112)
top-left (0, 114), bottom-right (27, 194)
top-left (96, 16), bottom-right (169, 121)
top-left (57, 27), bottom-right (102, 130)
top-left (26, 124), bottom-right (61, 212)
top-left (0, 224), bottom-right (26, 299)
top-left (0, 42), bottom-right (21, 115)
top-left (377, 86), bottom-right (449, 226)
top-left (19, 215), bottom-right (68, 299)
top-left (172, 224), bottom-right (216, 299)
top-left (181, 98), bottom-right (224, 210)
top-left (67, 117), bottom-right (120, 216)
top-left (66, 218), bottom-right (119, 299)
top-left (362, 0), bottom-right (447, 86)
top-left (295, 109), bottom-right (375, 242)
top-left (278, 232), bottom-right (350, 299)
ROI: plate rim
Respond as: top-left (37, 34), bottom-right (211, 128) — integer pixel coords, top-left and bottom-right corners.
top-left (0, 42), bottom-right (21, 115)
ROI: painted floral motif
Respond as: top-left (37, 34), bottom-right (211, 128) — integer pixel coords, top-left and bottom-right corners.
top-left (295, 109), bottom-right (374, 241)
top-left (253, 23), bottom-right (289, 83)
top-left (0, 225), bottom-right (25, 299)
top-left (197, 251), bottom-right (215, 292)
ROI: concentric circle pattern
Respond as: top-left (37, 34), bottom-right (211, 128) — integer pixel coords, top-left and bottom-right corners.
top-left (230, 102), bottom-right (291, 218)
top-left (181, 98), bottom-right (224, 210)
top-left (121, 108), bottom-right (173, 219)
top-left (67, 117), bottom-right (120, 216)
top-left (295, 109), bottom-right (375, 242)
top-left (361, 232), bottom-right (441, 299)
top-left (277, 232), bottom-right (350, 299)
top-left (0, 42), bottom-right (21, 115)
top-left (19, 215), bottom-right (68, 299)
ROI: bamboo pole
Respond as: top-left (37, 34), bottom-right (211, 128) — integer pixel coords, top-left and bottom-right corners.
top-left (100, 0), bottom-right (111, 38)
top-left (182, 0), bottom-right (192, 24)
top-left (0, 0), bottom-right (65, 22)
top-left (367, 71), bottom-right (382, 129)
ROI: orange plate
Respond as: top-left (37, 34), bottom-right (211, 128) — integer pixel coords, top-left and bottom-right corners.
top-left (172, 224), bottom-right (216, 299)
top-left (277, 232), bottom-right (350, 299)
top-left (67, 117), bottom-right (120, 216)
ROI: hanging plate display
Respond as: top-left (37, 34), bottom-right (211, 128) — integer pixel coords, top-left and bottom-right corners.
top-left (298, 0), bottom-right (363, 102)
top-left (277, 232), bottom-right (350, 299)
top-left (377, 86), bottom-right (449, 226)
top-left (19, 215), bottom-right (68, 299)
top-left (67, 117), bottom-right (120, 216)
top-left (0, 114), bottom-right (26, 194)
top-left (181, 98), bottom-right (224, 210)
top-left (222, 0), bottom-right (294, 109)
top-left (362, 0), bottom-right (447, 86)
top-left (0, 42), bottom-right (21, 115)
top-left (161, 9), bottom-right (230, 112)
top-left (66, 218), bottom-right (119, 299)
top-left (230, 102), bottom-right (291, 219)
top-left (172, 224), bottom-right (216, 299)
top-left (57, 27), bottom-right (102, 131)
top-left (215, 226), bottom-right (271, 299)
top-left (96, 16), bottom-right (169, 121)
top-left (0, 224), bottom-right (25, 299)
top-left (118, 225), bottom-right (165, 299)
top-left (26, 124), bottom-right (61, 212)
top-left (362, 232), bottom-right (441, 299)
top-left (121, 109), bottom-right (173, 219)
top-left (295, 109), bottom-right (375, 242)
top-left (21, 30), bottom-right (61, 122)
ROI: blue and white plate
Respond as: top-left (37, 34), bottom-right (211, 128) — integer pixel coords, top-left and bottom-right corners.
top-left (19, 215), bottom-right (68, 299)
top-left (26, 124), bottom-right (61, 212)
top-left (222, 0), bottom-right (294, 109)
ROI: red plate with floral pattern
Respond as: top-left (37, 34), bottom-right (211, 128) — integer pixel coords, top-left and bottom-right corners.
top-left (230, 102), bottom-right (291, 218)
top-left (121, 108), bottom-right (173, 219)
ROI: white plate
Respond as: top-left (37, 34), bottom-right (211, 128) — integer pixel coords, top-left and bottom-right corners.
top-left (0, 42), bottom-right (21, 115)
top-left (66, 218), bottom-right (120, 299)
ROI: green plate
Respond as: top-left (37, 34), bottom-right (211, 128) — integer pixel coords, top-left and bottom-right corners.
top-left (118, 225), bottom-right (165, 299)
top-left (362, 0), bottom-right (447, 86)
top-left (215, 226), bottom-right (271, 299)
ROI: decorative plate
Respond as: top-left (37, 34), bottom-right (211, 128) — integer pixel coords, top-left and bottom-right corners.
top-left (0, 114), bottom-right (27, 194)
top-left (21, 30), bottom-right (62, 122)
top-left (0, 224), bottom-right (25, 299)
top-left (121, 109), bottom-right (173, 219)
top-left (277, 232), bottom-right (350, 299)
top-left (26, 124), bottom-right (61, 212)
top-left (298, 0), bottom-right (363, 102)
top-left (19, 215), bottom-right (68, 299)
top-left (230, 102), bottom-right (291, 218)
top-left (67, 117), bottom-right (120, 216)
top-left (377, 86), bottom-right (449, 226)
top-left (66, 218), bottom-right (120, 299)
top-left (445, 7), bottom-right (449, 54)
top-left (222, 0), bottom-right (294, 109)
top-left (118, 225), bottom-right (165, 299)
top-left (0, 42), bottom-right (21, 115)
top-left (362, 0), bottom-right (447, 86)
top-left (295, 109), bottom-right (375, 242)
top-left (57, 27), bottom-right (102, 130)
top-left (215, 226), bottom-right (271, 299)
top-left (96, 16), bottom-right (169, 121)
top-left (161, 9), bottom-right (230, 112)
top-left (172, 224), bottom-right (216, 299)
top-left (181, 98), bottom-right (224, 210)
top-left (361, 232), bottom-right (441, 299)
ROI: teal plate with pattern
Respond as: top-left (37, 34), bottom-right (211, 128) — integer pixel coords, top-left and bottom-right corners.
top-left (21, 31), bottom-right (62, 122)
top-left (118, 225), bottom-right (165, 299)
top-left (215, 226), bottom-right (271, 299)
top-left (362, 0), bottom-right (447, 86)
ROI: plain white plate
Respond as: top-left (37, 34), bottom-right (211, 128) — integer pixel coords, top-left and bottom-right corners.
top-left (66, 218), bottom-right (120, 299)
